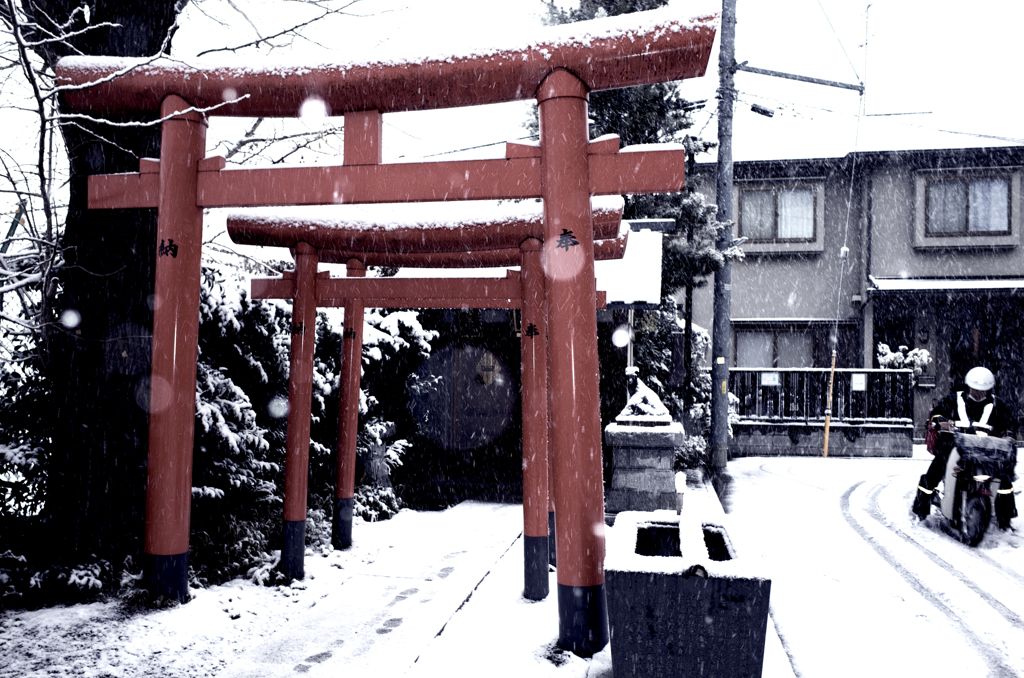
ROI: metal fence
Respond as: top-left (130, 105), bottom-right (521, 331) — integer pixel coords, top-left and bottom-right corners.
top-left (729, 368), bottom-right (914, 423)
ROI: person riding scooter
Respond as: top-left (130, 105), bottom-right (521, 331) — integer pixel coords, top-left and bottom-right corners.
top-left (912, 366), bottom-right (1018, 528)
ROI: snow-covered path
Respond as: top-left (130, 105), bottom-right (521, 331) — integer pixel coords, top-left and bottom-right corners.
top-left (723, 454), bottom-right (1024, 678)
top-left (0, 502), bottom-right (532, 678)
top-left (4, 453), bottom-right (1024, 678)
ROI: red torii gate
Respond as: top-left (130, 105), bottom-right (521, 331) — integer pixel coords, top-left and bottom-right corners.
top-left (56, 10), bottom-right (716, 655)
top-left (227, 206), bottom-right (628, 601)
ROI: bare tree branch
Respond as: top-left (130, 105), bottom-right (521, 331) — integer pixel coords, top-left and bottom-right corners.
top-left (196, 0), bottom-right (366, 56)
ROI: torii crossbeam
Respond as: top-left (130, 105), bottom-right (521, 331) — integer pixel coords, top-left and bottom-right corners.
top-left (56, 8), bottom-right (716, 656)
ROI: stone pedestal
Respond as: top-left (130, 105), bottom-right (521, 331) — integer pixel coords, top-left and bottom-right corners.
top-left (605, 507), bottom-right (772, 678)
top-left (605, 421), bottom-right (685, 513)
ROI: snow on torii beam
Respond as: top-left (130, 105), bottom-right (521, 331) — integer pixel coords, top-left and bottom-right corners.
top-left (57, 7), bottom-right (716, 654)
top-left (314, 228), bottom-right (629, 268)
top-left (56, 12), bottom-right (717, 116)
top-left (226, 197), bottom-right (625, 253)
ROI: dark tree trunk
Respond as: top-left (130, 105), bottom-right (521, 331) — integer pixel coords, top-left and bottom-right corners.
top-left (23, 1), bottom-right (185, 564)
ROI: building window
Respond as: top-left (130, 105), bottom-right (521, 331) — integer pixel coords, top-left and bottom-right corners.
top-left (927, 176), bottom-right (1009, 235)
top-left (914, 171), bottom-right (1019, 249)
top-left (736, 329), bottom-right (813, 368)
top-left (739, 187), bottom-right (815, 241)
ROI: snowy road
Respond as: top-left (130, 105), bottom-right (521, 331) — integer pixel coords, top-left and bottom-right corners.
top-left (4, 455), bottom-right (1024, 677)
top-left (724, 454), bottom-right (1024, 678)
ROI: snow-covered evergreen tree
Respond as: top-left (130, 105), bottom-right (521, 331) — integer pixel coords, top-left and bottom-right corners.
top-left (188, 270), bottom-right (288, 586)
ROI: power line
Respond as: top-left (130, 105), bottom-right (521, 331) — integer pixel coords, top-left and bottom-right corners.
top-left (814, 0), bottom-right (862, 83)
top-left (419, 135), bottom-right (538, 158)
top-left (735, 91), bottom-right (1024, 145)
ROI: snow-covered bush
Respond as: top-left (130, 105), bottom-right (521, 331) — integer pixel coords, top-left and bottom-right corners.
top-left (353, 485), bottom-right (403, 522)
top-left (674, 434), bottom-right (707, 470)
top-left (0, 551), bottom-right (115, 608)
top-left (349, 309), bottom-right (437, 493)
top-left (245, 550), bottom-right (286, 588)
top-left (1, 265), bottom-right (438, 603)
top-left (0, 354), bottom-right (54, 520)
top-left (188, 271), bottom-right (288, 587)
top-left (877, 343), bottom-right (931, 384)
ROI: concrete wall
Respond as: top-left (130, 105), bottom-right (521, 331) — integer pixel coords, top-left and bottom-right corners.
top-left (730, 422), bottom-right (913, 458)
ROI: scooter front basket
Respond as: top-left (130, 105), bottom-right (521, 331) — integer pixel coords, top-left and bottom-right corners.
top-left (954, 432), bottom-right (1016, 476)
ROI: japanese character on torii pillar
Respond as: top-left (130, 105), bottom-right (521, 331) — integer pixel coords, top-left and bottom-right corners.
top-left (56, 9), bottom-right (716, 656)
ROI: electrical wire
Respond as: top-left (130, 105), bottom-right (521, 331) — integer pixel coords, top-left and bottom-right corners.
top-left (420, 135), bottom-right (538, 158)
top-left (814, 0), bottom-right (862, 83)
top-left (735, 90), bottom-right (1024, 145)
top-left (833, 91), bottom-right (863, 344)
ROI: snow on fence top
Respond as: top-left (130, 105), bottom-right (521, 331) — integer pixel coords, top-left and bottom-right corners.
top-left (55, 9), bottom-right (717, 117)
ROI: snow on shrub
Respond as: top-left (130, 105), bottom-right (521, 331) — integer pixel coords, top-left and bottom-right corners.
top-left (877, 343), bottom-right (931, 385)
top-left (354, 485), bottom-right (403, 522)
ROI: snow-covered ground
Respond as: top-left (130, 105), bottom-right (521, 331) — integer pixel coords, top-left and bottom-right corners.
top-left (3, 447), bottom-right (1022, 677)
top-left (722, 448), bottom-right (1024, 678)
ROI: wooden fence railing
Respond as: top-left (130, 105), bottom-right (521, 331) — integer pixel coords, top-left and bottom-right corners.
top-left (729, 368), bottom-right (914, 423)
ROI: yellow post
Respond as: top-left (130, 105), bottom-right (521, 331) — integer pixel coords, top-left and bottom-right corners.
top-left (823, 349), bottom-right (837, 458)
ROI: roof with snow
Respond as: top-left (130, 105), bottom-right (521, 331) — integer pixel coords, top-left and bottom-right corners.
top-left (869, 276), bottom-right (1024, 293)
top-left (596, 227), bottom-right (663, 309)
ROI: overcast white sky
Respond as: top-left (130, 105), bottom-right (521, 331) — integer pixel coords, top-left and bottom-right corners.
top-left (5, 0), bottom-right (1020, 228)
top-left (171, 0), bottom-right (1024, 164)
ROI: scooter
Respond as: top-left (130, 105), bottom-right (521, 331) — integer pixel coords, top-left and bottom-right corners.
top-left (932, 427), bottom-right (1016, 546)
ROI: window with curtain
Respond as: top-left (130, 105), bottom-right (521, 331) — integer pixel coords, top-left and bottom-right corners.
top-left (927, 176), bottom-right (1009, 235)
top-left (776, 332), bottom-right (813, 368)
top-left (739, 186), bottom-right (814, 241)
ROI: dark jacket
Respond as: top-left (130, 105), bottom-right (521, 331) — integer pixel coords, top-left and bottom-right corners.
top-left (930, 391), bottom-right (1017, 438)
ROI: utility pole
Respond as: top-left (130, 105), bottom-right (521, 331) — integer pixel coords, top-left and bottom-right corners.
top-left (708, 0), bottom-right (862, 473)
top-left (710, 0), bottom-right (736, 472)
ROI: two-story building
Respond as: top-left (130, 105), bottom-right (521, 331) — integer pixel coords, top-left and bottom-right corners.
top-left (689, 145), bottom-right (1024, 440)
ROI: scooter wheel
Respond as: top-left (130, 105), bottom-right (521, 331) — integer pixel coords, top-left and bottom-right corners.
top-left (961, 495), bottom-right (991, 547)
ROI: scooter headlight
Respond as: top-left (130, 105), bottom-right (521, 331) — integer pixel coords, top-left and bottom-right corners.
top-left (974, 474), bottom-right (992, 482)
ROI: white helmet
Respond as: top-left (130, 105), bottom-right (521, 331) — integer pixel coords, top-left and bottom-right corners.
top-left (965, 366), bottom-right (995, 391)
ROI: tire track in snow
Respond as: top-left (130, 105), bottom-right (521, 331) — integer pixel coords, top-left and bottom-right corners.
top-left (862, 480), bottom-right (1024, 630)
top-left (887, 479), bottom-right (1024, 590)
top-left (973, 545), bottom-right (1024, 591)
top-left (840, 481), bottom-right (1019, 678)
top-left (894, 482), bottom-right (1024, 590)
top-left (757, 461), bottom-right (830, 493)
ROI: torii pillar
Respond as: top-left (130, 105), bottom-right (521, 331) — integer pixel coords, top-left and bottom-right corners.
top-left (537, 69), bottom-right (607, 654)
top-left (333, 109), bottom-right (381, 550)
top-left (518, 237), bottom-right (550, 601)
top-left (280, 242), bottom-right (320, 580)
top-left (143, 96), bottom-right (206, 601)
top-left (333, 258), bottom-right (364, 551)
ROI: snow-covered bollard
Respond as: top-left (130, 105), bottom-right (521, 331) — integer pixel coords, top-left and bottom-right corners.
top-left (605, 508), bottom-right (771, 678)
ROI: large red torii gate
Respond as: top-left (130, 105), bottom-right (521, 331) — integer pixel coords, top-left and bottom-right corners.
top-left (56, 10), bottom-right (716, 655)
top-left (227, 207), bottom-right (628, 601)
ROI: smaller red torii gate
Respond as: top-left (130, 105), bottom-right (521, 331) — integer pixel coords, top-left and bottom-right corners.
top-left (228, 208), bottom-right (628, 602)
top-left (57, 9), bottom-right (715, 654)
